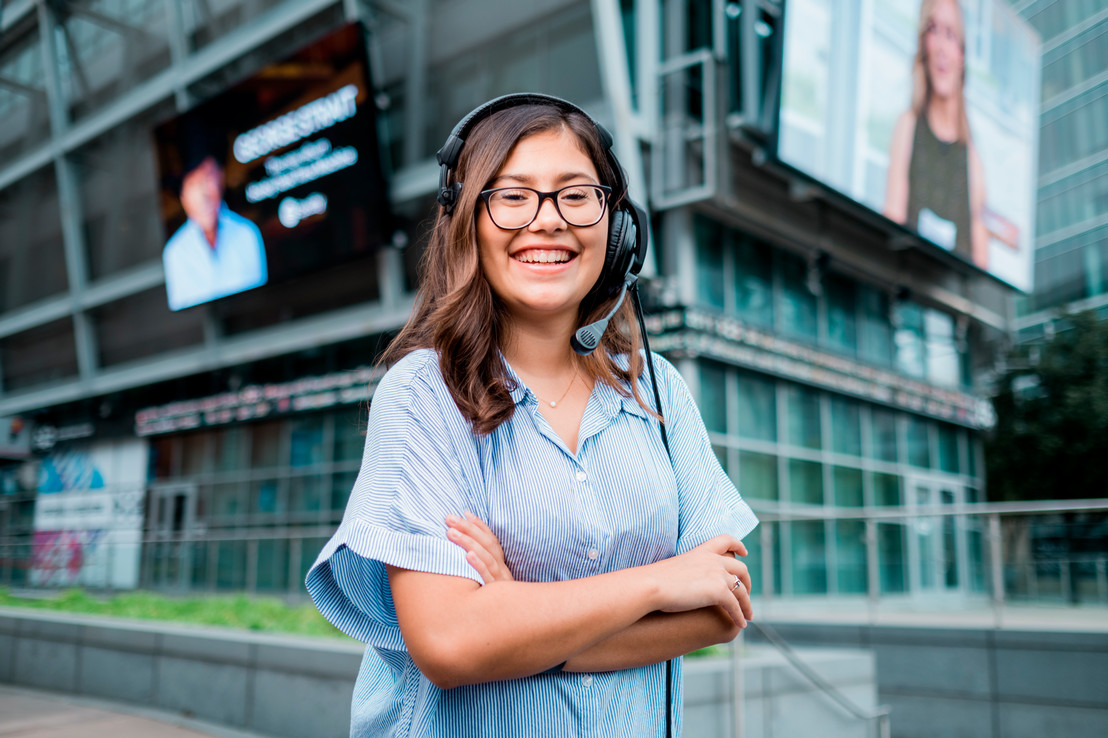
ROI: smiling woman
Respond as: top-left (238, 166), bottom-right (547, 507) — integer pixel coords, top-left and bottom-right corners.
top-left (305, 95), bottom-right (758, 738)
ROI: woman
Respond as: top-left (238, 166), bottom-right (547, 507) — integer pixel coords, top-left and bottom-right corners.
top-left (884, 0), bottom-right (988, 269)
top-left (306, 95), bottom-right (758, 737)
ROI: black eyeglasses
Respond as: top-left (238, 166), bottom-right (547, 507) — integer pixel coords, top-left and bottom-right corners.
top-left (478, 184), bottom-right (612, 230)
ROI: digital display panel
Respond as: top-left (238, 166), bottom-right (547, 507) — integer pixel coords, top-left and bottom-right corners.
top-left (776, 0), bottom-right (1040, 291)
top-left (152, 23), bottom-right (390, 311)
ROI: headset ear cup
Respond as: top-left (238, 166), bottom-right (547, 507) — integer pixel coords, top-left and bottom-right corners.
top-left (603, 208), bottom-right (637, 296)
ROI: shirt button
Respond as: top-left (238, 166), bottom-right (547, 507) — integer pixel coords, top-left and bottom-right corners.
top-left (582, 674), bottom-right (593, 687)
top-left (575, 470), bottom-right (587, 482)
top-left (587, 548), bottom-right (598, 561)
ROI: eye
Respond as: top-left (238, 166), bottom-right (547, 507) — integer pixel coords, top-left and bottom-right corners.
top-left (559, 187), bottom-right (594, 204)
top-left (494, 189), bottom-right (532, 205)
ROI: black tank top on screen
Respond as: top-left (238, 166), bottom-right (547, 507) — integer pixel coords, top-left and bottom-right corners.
top-left (907, 113), bottom-right (972, 261)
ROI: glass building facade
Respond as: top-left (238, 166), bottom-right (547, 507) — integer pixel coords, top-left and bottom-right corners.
top-left (0, 0), bottom-right (1019, 604)
top-left (1014, 0), bottom-right (1108, 338)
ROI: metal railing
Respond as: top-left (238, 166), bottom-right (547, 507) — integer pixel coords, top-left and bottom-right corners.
top-left (748, 498), bottom-right (1108, 621)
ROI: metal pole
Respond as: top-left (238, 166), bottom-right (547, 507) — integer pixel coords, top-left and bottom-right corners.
top-left (731, 629), bottom-right (744, 738)
top-left (988, 513), bottom-right (1003, 628)
top-left (866, 518), bottom-right (879, 624)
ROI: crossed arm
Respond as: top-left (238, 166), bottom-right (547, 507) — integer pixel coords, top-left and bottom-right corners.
top-left (386, 513), bottom-right (753, 689)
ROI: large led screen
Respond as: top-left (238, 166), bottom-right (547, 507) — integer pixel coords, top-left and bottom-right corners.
top-left (777, 0), bottom-right (1040, 291)
top-left (153, 23), bottom-right (389, 311)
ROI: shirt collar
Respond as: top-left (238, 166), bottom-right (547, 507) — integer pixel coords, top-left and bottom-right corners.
top-left (501, 353), bottom-right (651, 420)
top-left (501, 357), bottom-right (530, 406)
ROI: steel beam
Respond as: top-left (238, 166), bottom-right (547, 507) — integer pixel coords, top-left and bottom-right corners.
top-left (591, 0), bottom-right (656, 274)
top-left (0, 0), bottom-right (341, 193)
top-left (0, 296), bottom-right (414, 416)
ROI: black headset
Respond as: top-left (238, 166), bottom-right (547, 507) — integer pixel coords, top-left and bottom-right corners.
top-left (435, 93), bottom-right (649, 328)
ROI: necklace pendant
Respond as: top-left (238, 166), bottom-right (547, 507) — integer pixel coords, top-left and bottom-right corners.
top-left (549, 401), bottom-right (557, 408)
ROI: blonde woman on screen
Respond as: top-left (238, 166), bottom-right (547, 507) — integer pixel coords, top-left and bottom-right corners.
top-left (884, 0), bottom-right (988, 269)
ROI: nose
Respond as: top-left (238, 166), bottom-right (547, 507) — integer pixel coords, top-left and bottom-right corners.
top-left (528, 193), bottom-right (566, 231)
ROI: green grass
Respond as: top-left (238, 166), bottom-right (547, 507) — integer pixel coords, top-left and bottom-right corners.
top-left (0, 588), bottom-right (735, 656)
top-left (0, 588), bottom-right (347, 638)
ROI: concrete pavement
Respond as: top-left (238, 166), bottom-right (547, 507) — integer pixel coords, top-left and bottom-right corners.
top-left (0, 685), bottom-right (272, 738)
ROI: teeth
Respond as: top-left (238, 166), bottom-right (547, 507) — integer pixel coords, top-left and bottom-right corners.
top-left (515, 250), bottom-right (572, 264)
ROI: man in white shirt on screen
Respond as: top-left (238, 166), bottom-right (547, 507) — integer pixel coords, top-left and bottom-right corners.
top-left (163, 155), bottom-right (267, 311)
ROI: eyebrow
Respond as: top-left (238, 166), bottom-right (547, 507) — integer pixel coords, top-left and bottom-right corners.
top-left (490, 171), bottom-right (600, 186)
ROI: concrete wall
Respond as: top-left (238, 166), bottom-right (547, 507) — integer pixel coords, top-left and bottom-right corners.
top-left (751, 621), bottom-right (1108, 738)
top-left (0, 607), bottom-right (881, 738)
top-left (0, 608), bottom-right (362, 738)
top-left (685, 647), bottom-right (881, 738)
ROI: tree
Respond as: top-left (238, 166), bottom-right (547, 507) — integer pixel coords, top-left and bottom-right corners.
top-left (986, 310), bottom-right (1108, 502)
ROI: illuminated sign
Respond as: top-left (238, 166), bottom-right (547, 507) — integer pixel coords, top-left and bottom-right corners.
top-left (152, 23), bottom-right (391, 311)
top-left (776, 0), bottom-right (1040, 291)
top-left (233, 84), bottom-right (359, 163)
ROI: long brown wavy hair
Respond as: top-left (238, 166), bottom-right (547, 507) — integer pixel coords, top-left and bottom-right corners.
top-left (382, 103), bottom-right (654, 435)
top-left (911, 0), bottom-right (972, 144)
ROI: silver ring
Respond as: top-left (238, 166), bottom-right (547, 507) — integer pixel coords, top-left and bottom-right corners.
top-left (731, 577), bottom-right (742, 591)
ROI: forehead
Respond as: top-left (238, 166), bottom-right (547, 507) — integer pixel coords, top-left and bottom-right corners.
top-left (931, 0), bottom-right (962, 27)
top-left (494, 126), bottom-right (598, 181)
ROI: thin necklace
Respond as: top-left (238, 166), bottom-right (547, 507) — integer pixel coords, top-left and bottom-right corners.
top-left (532, 366), bottom-right (579, 409)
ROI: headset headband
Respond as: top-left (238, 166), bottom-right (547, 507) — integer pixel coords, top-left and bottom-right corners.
top-left (435, 93), bottom-right (624, 214)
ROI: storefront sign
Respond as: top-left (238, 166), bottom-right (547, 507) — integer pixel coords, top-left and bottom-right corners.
top-left (32, 439), bottom-right (147, 589)
top-left (134, 365), bottom-right (383, 436)
top-left (649, 307), bottom-right (995, 429)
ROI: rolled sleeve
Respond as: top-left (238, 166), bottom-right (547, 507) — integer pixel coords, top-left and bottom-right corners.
top-left (306, 351), bottom-right (482, 646)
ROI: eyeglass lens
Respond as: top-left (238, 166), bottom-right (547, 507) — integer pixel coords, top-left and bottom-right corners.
top-left (485, 186), bottom-right (607, 229)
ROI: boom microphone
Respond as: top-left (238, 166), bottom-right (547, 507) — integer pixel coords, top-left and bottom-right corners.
top-left (571, 274), bottom-right (637, 355)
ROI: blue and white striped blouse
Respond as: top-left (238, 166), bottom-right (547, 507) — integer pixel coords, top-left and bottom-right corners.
top-left (306, 348), bottom-right (758, 737)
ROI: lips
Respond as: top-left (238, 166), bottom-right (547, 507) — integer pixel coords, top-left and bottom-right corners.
top-left (513, 248), bottom-right (576, 264)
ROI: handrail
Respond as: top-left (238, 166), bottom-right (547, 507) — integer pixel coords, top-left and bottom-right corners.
top-left (749, 621), bottom-right (892, 738)
top-left (750, 498), bottom-right (1108, 520)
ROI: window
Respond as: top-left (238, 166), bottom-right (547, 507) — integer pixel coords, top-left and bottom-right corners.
top-left (699, 360), bottom-right (729, 434)
top-left (895, 300), bottom-right (926, 378)
top-left (0, 168), bottom-right (67, 312)
top-left (906, 416), bottom-right (932, 468)
top-left (835, 520), bottom-right (867, 593)
top-left (778, 251), bottom-right (817, 341)
top-left (93, 287), bottom-right (204, 368)
top-left (925, 308), bottom-right (961, 388)
top-left (871, 409), bottom-right (898, 463)
top-left (877, 523), bottom-right (908, 593)
top-left (830, 396), bottom-right (862, 457)
top-left (0, 28), bottom-right (50, 163)
top-left (733, 236), bottom-right (774, 328)
top-left (738, 451), bottom-right (779, 501)
top-left (859, 286), bottom-right (893, 366)
top-left (789, 459), bottom-right (823, 505)
top-left (786, 384), bottom-right (821, 449)
top-left (289, 417), bottom-right (325, 467)
top-left (873, 472), bottom-right (901, 506)
top-left (824, 274), bottom-right (858, 355)
top-left (790, 520), bottom-right (827, 594)
top-left (0, 319), bottom-right (79, 392)
top-left (737, 372), bottom-right (777, 441)
top-left (696, 217), bottom-right (726, 310)
top-left (833, 466), bottom-right (864, 507)
top-left (937, 424), bottom-right (961, 474)
top-left (74, 100), bottom-right (174, 280)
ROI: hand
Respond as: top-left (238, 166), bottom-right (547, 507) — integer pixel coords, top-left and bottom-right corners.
top-left (445, 512), bottom-right (514, 583)
top-left (646, 534), bottom-right (753, 629)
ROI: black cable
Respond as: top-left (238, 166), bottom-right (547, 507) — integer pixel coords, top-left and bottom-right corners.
top-left (633, 284), bottom-right (670, 457)
top-left (631, 284), bottom-right (672, 738)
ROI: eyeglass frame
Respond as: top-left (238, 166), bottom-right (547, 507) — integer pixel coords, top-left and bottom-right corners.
top-left (477, 184), bottom-right (613, 230)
